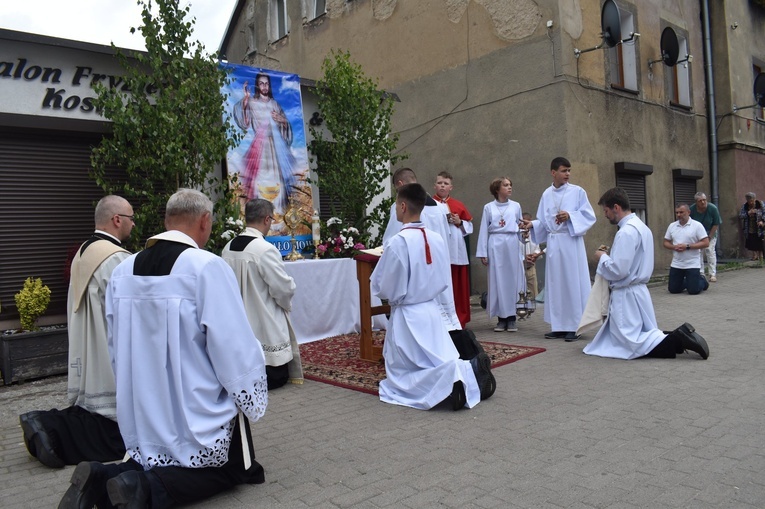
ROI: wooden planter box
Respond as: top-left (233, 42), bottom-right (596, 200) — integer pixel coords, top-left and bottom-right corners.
top-left (0, 327), bottom-right (68, 385)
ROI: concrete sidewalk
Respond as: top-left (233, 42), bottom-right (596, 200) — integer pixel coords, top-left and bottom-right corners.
top-left (2, 266), bottom-right (764, 508)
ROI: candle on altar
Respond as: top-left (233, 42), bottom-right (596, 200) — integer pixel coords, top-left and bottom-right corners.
top-left (311, 210), bottom-right (321, 242)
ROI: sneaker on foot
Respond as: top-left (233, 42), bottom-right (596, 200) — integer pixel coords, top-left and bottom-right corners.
top-left (506, 319), bottom-right (518, 332)
top-left (709, 275), bottom-right (717, 282)
top-left (564, 332), bottom-right (581, 342)
top-left (493, 318), bottom-right (507, 332)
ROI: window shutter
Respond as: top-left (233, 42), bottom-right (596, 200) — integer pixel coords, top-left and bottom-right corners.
top-left (0, 129), bottom-right (121, 320)
top-left (673, 178), bottom-right (697, 208)
top-left (615, 173), bottom-right (647, 210)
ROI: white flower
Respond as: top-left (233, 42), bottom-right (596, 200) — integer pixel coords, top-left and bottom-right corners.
top-left (327, 217), bottom-right (342, 226)
top-left (348, 227), bottom-right (359, 235)
top-left (235, 219), bottom-right (244, 228)
top-left (221, 229), bottom-right (235, 240)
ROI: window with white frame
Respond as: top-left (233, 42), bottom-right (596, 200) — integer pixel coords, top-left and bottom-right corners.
top-left (608, 6), bottom-right (638, 92)
top-left (670, 32), bottom-right (691, 107)
top-left (246, 22), bottom-right (257, 55)
top-left (270, 0), bottom-right (290, 41)
top-left (310, 0), bottom-right (326, 20)
top-left (754, 63), bottom-right (764, 120)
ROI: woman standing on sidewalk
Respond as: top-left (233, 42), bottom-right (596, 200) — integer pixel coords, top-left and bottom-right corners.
top-left (739, 192), bottom-right (764, 261)
top-left (476, 177), bottom-right (525, 333)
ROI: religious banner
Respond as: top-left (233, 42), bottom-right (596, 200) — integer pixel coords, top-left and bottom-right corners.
top-left (221, 63), bottom-right (313, 255)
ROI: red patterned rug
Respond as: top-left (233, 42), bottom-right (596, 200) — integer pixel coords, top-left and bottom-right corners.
top-left (299, 331), bottom-right (546, 395)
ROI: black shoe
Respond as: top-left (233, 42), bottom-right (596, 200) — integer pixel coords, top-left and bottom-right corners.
top-left (544, 331), bottom-right (566, 339)
top-left (674, 322), bottom-right (709, 360)
top-left (58, 462), bottom-right (109, 509)
top-left (506, 319), bottom-right (518, 332)
top-left (19, 411), bottom-right (42, 457)
top-left (494, 318), bottom-right (507, 332)
top-left (107, 470), bottom-right (150, 508)
top-left (450, 382), bottom-right (466, 411)
top-left (20, 412), bottom-right (64, 468)
top-left (470, 352), bottom-right (496, 400)
top-left (564, 332), bottom-right (581, 342)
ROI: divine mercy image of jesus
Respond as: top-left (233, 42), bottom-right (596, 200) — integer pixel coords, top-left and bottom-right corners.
top-left (226, 66), bottom-right (310, 233)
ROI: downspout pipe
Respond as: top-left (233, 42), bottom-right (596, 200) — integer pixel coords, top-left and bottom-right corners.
top-left (701, 0), bottom-right (720, 250)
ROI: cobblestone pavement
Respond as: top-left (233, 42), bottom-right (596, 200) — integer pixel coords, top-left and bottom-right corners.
top-left (2, 266), bottom-right (764, 508)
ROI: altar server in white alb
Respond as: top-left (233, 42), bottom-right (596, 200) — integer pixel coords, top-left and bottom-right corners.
top-left (222, 198), bottom-right (303, 389)
top-left (372, 183), bottom-right (495, 411)
top-left (60, 189), bottom-right (269, 509)
top-left (382, 167), bottom-right (461, 331)
top-left (521, 157), bottom-right (596, 341)
top-left (20, 196), bottom-right (132, 468)
top-left (583, 187), bottom-right (710, 360)
top-left (476, 177), bottom-right (526, 333)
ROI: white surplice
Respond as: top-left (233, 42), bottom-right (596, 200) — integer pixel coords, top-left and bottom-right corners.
top-left (583, 214), bottom-right (667, 359)
top-left (531, 183), bottom-right (596, 331)
top-left (106, 231), bottom-right (268, 469)
top-left (222, 227), bottom-right (303, 382)
top-left (383, 200), bottom-right (461, 330)
top-left (371, 224), bottom-right (480, 410)
top-left (67, 236), bottom-right (129, 420)
top-left (475, 200), bottom-right (526, 319)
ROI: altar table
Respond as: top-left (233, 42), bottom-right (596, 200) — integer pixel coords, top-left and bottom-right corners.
top-left (283, 258), bottom-right (387, 344)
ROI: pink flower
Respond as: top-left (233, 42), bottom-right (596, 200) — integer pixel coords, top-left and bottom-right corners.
top-left (317, 244), bottom-right (327, 254)
top-left (353, 243), bottom-right (365, 250)
top-left (333, 246), bottom-right (342, 253)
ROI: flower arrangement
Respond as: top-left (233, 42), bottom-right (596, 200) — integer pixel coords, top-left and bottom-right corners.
top-left (219, 216), bottom-right (246, 242)
top-left (14, 277), bottom-right (51, 332)
top-left (316, 217), bottom-right (367, 258)
top-left (207, 215), bottom-right (246, 255)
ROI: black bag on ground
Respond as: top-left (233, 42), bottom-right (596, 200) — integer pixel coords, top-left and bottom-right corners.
top-left (449, 328), bottom-right (486, 360)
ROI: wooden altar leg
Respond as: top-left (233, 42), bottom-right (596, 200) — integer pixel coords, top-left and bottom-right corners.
top-left (356, 259), bottom-right (387, 362)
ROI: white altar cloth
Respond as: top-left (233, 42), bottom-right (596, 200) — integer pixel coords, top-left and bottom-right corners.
top-left (283, 258), bottom-right (387, 344)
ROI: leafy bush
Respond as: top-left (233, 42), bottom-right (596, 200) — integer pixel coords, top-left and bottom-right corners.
top-left (14, 278), bottom-right (51, 332)
top-left (309, 50), bottom-right (407, 247)
top-left (90, 0), bottom-right (242, 253)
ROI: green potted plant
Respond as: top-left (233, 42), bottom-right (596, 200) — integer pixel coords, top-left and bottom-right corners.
top-left (1, 278), bottom-right (68, 385)
top-left (14, 277), bottom-right (51, 332)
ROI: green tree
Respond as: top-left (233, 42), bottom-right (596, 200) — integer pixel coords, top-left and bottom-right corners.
top-left (91, 0), bottom-right (241, 252)
top-left (309, 50), bottom-right (406, 247)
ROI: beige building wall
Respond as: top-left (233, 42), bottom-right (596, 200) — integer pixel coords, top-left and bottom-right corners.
top-left (709, 1), bottom-right (765, 257)
top-left (224, 0), bottom-right (710, 292)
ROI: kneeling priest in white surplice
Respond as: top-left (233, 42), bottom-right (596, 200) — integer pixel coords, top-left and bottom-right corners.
top-left (583, 187), bottom-right (710, 361)
top-left (222, 198), bottom-right (303, 389)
